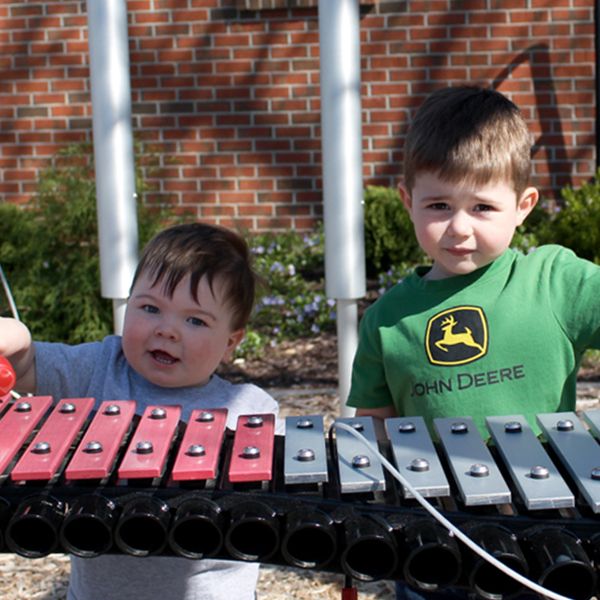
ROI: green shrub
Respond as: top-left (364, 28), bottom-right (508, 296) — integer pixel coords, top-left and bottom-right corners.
top-left (510, 228), bottom-right (538, 254)
top-left (0, 204), bottom-right (42, 294)
top-left (0, 143), bottom-right (165, 343)
top-left (363, 186), bottom-right (425, 274)
top-left (530, 171), bottom-right (600, 264)
top-left (241, 229), bottom-right (335, 355)
top-left (375, 262), bottom-right (415, 295)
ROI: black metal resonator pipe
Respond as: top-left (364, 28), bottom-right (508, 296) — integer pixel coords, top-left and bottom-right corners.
top-left (524, 527), bottom-right (596, 600)
top-left (5, 495), bottom-right (65, 558)
top-left (168, 496), bottom-right (224, 559)
top-left (223, 500), bottom-right (280, 562)
top-left (340, 514), bottom-right (398, 582)
top-left (280, 507), bottom-right (338, 570)
top-left (0, 498), bottom-right (11, 551)
top-left (60, 494), bottom-right (117, 558)
top-left (400, 517), bottom-right (462, 592)
top-left (461, 523), bottom-right (528, 600)
top-left (114, 496), bottom-right (171, 557)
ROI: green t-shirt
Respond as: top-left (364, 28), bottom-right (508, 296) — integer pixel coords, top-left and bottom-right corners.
top-left (347, 245), bottom-right (600, 436)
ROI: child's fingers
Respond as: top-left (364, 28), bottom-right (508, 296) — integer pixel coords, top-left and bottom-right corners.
top-left (0, 356), bottom-right (16, 395)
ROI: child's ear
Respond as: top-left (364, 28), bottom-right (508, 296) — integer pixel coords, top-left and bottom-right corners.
top-left (397, 181), bottom-right (413, 212)
top-left (516, 186), bottom-right (539, 225)
top-left (222, 329), bottom-right (245, 362)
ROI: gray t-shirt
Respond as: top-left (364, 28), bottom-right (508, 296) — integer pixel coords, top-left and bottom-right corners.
top-left (34, 336), bottom-right (280, 600)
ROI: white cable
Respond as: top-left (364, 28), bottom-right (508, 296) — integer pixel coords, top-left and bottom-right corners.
top-left (333, 421), bottom-right (574, 600)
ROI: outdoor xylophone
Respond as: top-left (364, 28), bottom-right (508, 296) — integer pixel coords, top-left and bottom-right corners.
top-left (0, 354), bottom-right (599, 599)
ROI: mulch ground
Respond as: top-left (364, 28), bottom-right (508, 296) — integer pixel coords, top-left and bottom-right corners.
top-left (217, 333), bottom-right (340, 390)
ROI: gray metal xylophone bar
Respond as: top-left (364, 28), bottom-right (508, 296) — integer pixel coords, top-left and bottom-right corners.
top-left (0, 391), bottom-right (600, 600)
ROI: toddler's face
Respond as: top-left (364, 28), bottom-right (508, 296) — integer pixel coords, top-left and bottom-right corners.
top-left (400, 172), bottom-right (538, 280)
top-left (121, 272), bottom-right (243, 388)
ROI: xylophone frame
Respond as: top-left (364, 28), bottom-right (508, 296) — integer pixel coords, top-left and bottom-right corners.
top-left (0, 395), bottom-right (600, 600)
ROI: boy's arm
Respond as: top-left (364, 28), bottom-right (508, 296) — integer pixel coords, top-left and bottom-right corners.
top-left (355, 406), bottom-right (398, 419)
top-left (0, 317), bottom-right (37, 394)
top-left (355, 405), bottom-right (398, 440)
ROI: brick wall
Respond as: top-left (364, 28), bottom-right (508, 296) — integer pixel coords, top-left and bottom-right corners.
top-left (0, 0), bottom-right (596, 232)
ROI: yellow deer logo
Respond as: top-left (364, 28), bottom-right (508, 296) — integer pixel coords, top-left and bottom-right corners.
top-left (435, 314), bottom-right (484, 353)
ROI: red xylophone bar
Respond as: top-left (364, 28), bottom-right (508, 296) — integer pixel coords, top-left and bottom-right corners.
top-left (66, 400), bottom-right (137, 480)
top-left (0, 395), bottom-right (53, 474)
top-left (118, 404), bottom-right (182, 479)
top-left (171, 408), bottom-right (228, 481)
top-left (11, 397), bottom-right (95, 481)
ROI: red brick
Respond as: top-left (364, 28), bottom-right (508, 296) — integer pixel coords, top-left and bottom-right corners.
top-left (0, 0), bottom-right (593, 230)
top-left (219, 192), bottom-right (255, 204)
top-left (238, 204), bottom-right (274, 215)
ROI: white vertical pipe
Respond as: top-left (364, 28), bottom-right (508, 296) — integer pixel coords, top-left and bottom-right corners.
top-left (86, 0), bottom-right (138, 335)
top-left (112, 298), bottom-right (128, 337)
top-left (318, 0), bottom-right (366, 417)
top-left (336, 299), bottom-right (359, 417)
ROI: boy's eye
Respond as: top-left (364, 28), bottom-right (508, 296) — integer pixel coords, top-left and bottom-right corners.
top-left (188, 316), bottom-right (207, 327)
top-left (142, 304), bottom-right (159, 314)
top-left (426, 202), bottom-right (449, 210)
top-left (474, 204), bottom-right (494, 212)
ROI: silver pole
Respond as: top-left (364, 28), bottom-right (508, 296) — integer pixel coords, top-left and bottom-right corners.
top-left (86, 0), bottom-right (138, 335)
top-left (318, 0), bottom-right (366, 417)
top-left (336, 299), bottom-right (359, 417)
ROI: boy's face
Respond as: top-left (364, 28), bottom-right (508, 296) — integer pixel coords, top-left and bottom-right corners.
top-left (400, 172), bottom-right (538, 280)
top-left (122, 272), bottom-right (244, 388)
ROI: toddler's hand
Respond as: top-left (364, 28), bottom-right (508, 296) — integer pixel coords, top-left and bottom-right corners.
top-left (0, 356), bottom-right (16, 395)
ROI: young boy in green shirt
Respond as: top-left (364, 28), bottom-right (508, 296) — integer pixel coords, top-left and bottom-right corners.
top-left (347, 86), bottom-right (600, 599)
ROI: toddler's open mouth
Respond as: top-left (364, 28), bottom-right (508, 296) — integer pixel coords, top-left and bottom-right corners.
top-left (151, 350), bottom-right (178, 365)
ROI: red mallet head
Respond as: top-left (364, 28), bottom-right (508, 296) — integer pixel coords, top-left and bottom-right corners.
top-left (0, 356), bottom-right (16, 395)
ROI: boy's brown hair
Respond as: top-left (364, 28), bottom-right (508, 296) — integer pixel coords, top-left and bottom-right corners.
top-left (403, 86), bottom-right (533, 197)
top-left (131, 222), bottom-right (258, 331)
